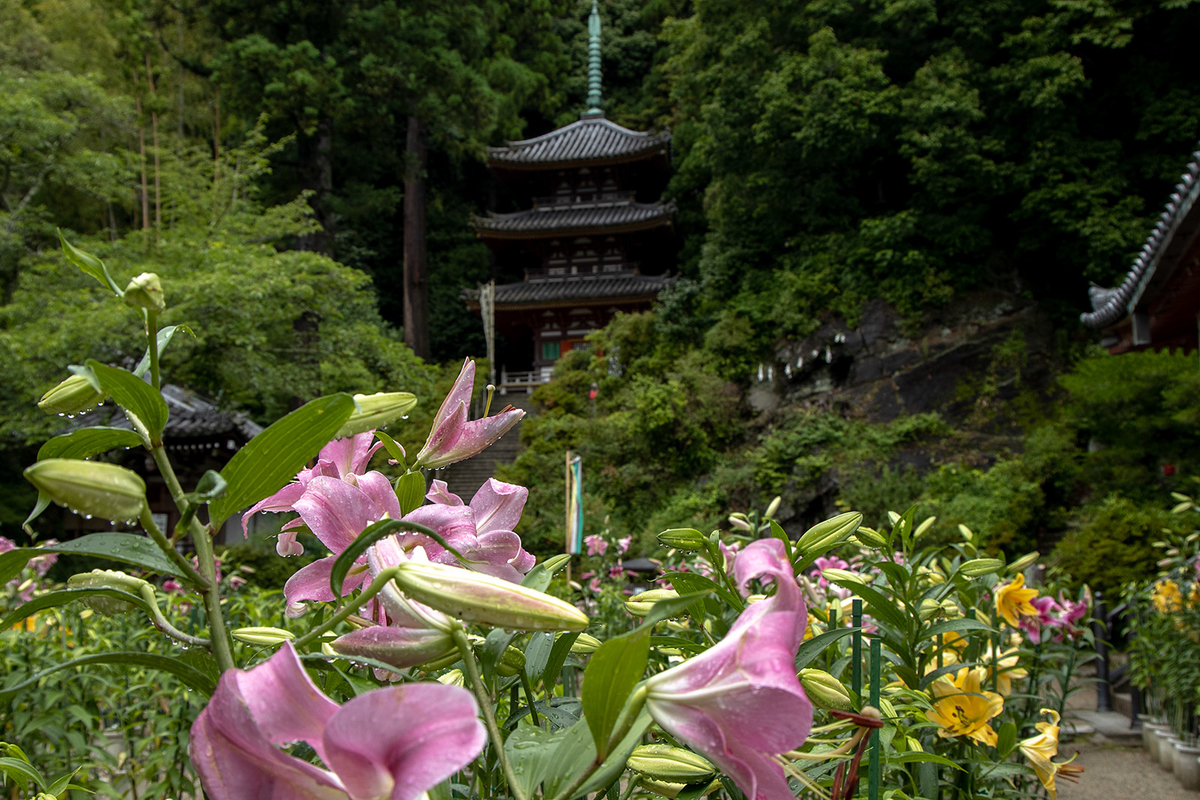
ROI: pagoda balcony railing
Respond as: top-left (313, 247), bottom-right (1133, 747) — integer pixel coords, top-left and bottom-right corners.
top-left (531, 190), bottom-right (635, 208)
top-left (498, 367), bottom-right (552, 394)
top-left (528, 262), bottom-right (639, 279)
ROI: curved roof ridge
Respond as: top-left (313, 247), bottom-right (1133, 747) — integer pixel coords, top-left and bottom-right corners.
top-left (488, 116), bottom-right (671, 167)
top-left (1082, 143), bottom-right (1200, 328)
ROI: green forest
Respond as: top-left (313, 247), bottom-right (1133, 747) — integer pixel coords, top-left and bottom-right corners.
top-left (5, 0), bottom-right (1200, 596)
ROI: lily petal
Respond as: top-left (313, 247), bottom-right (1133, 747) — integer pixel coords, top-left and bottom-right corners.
top-left (470, 479), bottom-right (528, 536)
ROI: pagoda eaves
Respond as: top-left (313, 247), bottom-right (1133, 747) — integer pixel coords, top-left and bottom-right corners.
top-left (488, 116), bottom-right (670, 170)
top-left (472, 197), bottom-right (676, 240)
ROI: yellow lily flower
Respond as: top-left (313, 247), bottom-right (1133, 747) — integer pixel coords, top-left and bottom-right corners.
top-left (994, 574), bottom-right (1039, 627)
top-left (1018, 709), bottom-right (1084, 800)
top-left (1153, 580), bottom-right (1183, 614)
top-left (926, 667), bottom-right (1004, 746)
top-left (983, 644), bottom-right (1028, 696)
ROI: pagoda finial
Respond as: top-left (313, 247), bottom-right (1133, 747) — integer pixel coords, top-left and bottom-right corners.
top-left (584, 0), bottom-right (603, 117)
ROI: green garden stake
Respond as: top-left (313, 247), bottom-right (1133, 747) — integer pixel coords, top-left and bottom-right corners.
top-left (868, 638), bottom-right (881, 800)
top-left (852, 598), bottom-right (863, 698)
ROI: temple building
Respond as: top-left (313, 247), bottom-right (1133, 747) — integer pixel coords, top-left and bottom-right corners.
top-left (1083, 142), bottom-right (1200, 352)
top-left (467, 1), bottom-right (675, 391)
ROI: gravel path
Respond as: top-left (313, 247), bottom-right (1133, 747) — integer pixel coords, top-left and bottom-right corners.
top-left (1058, 740), bottom-right (1197, 800)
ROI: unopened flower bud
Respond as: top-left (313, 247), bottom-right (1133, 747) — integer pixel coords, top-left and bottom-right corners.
top-left (38, 374), bottom-right (105, 416)
top-left (820, 568), bottom-right (862, 585)
top-left (67, 569), bottom-right (150, 615)
top-left (914, 516), bottom-right (937, 539)
top-left (625, 589), bottom-right (680, 618)
top-left (496, 645), bottom-right (527, 677)
top-left (657, 528), bottom-right (707, 551)
top-left (570, 633), bottom-right (602, 654)
top-left (539, 553), bottom-right (573, 574)
top-left (853, 526), bottom-right (888, 548)
top-left (959, 558), bottom-right (1004, 577)
top-left (393, 560), bottom-right (589, 631)
top-left (639, 778), bottom-right (720, 799)
top-left (799, 668), bottom-right (852, 711)
top-left (25, 459), bottom-right (146, 523)
top-left (337, 392), bottom-right (419, 438)
top-left (940, 599), bottom-right (961, 618)
top-left (628, 745), bottom-right (716, 782)
top-left (918, 598), bottom-right (943, 622)
top-left (727, 515), bottom-right (752, 532)
top-left (123, 272), bottom-right (165, 312)
top-left (438, 669), bottom-right (465, 687)
top-left (1006, 551), bottom-right (1039, 575)
top-left (231, 627), bottom-right (297, 646)
top-left (764, 496), bottom-right (782, 520)
top-left (796, 512), bottom-right (863, 553)
top-left (331, 626), bottom-right (455, 669)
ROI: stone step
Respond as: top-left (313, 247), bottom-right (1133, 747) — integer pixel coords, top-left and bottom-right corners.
top-left (1069, 709), bottom-right (1143, 746)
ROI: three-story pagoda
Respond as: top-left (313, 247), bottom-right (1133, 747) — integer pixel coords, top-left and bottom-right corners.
top-left (468, 1), bottom-right (675, 390)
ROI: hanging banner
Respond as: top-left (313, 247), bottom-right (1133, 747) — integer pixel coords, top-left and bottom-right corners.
top-left (565, 450), bottom-right (584, 555)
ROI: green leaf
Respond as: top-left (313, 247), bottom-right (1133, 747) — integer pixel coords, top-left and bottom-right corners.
top-left (543, 720), bottom-right (596, 800)
top-left (829, 579), bottom-right (910, 632)
top-left (189, 470), bottom-right (228, 501)
top-left (664, 571), bottom-right (741, 612)
top-left (375, 430), bottom-right (407, 462)
top-left (0, 652), bottom-right (217, 702)
top-left (133, 325), bottom-right (194, 378)
top-left (22, 493), bottom-right (51, 534)
top-left (581, 629), bottom-right (650, 759)
top-left (86, 361), bottom-right (170, 444)
top-left (0, 533), bottom-right (183, 586)
top-left (575, 711), bottom-right (654, 796)
top-left (395, 471), bottom-right (425, 515)
top-left (889, 752), bottom-right (962, 770)
top-left (543, 632), bottom-right (580, 691)
top-left (0, 588), bottom-right (152, 630)
top-left (794, 626), bottom-right (864, 671)
top-left (37, 427), bottom-right (145, 461)
top-left (0, 756), bottom-right (44, 790)
top-left (919, 661), bottom-right (981, 690)
top-left (504, 723), bottom-right (561, 798)
top-left (522, 554), bottom-right (571, 593)
top-left (919, 618), bottom-right (995, 643)
top-left (57, 229), bottom-right (116, 294)
top-left (996, 720), bottom-right (1017, 759)
top-left (209, 393), bottom-right (356, 529)
top-left (642, 590), bottom-right (714, 627)
top-left (524, 632), bottom-right (554, 680)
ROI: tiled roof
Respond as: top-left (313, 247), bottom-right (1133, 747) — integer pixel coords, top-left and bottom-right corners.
top-left (468, 274), bottom-right (674, 308)
top-left (1082, 144), bottom-right (1200, 328)
top-left (488, 116), bottom-right (670, 168)
top-left (473, 199), bottom-right (675, 239)
top-left (71, 384), bottom-right (263, 440)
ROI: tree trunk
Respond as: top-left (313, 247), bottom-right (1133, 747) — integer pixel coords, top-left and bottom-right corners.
top-left (295, 117), bottom-right (335, 256)
top-left (145, 54), bottom-right (161, 239)
top-left (403, 114), bottom-right (430, 360)
top-left (136, 92), bottom-right (149, 231)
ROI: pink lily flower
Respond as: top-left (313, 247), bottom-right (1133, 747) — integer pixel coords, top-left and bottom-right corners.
top-left (584, 534), bottom-right (608, 557)
top-left (414, 359), bottom-right (524, 470)
top-left (647, 539), bottom-right (813, 800)
top-left (241, 432), bottom-right (384, 556)
top-left (190, 642), bottom-right (485, 800)
top-left (419, 478), bottom-right (536, 582)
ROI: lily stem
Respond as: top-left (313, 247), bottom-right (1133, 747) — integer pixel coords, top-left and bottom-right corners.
top-left (138, 505), bottom-right (209, 591)
top-left (452, 625), bottom-right (528, 800)
top-left (149, 445), bottom-right (234, 673)
top-left (291, 568), bottom-right (398, 649)
top-left (138, 584), bottom-right (210, 647)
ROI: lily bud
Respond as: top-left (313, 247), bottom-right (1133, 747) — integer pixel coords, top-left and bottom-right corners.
top-left (393, 560), bottom-right (589, 631)
top-left (819, 568), bottom-right (862, 585)
top-left (764, 496), bottom-right (782, 520)
top-left (799, 668), bottom-right (852, 711)
top-left (38, 374), bottom-right (105, 416)
top-left (918, 598), bottom-right (943, 622)
top-left (940, 599), bottom-right (962, 618)
top-left (1006, 551), bottom-right (1039, 575)
top-left (960, 558), bottom-right (1004, 577)
top-left (331, 626), bottom-right (456, 669)
top-left (67, 569), bottom-right (150, 615)
top-left (796, 512), bottom-right (863, 553)
top-left (853, 526), bottom-right (888, 548)
top-left (232, 627), bottom-right (297, 646)
top-left (496, 645), bottom-right (527, 677)
top-left (570, 632), bottom-right (602, 654)
top-left (337, 392), bottom-right (419, 438)
top-left (657, 528), bottom-right (707, 551)
top-left (628, 745), bottom-right (716, 782)
top-left (25, 459), bottom-right (146, 523)
top-left (625, 589), bottom-right (680, 618)
top-left (639, 778), bottom-right (720, 799)
top-left (123, 272), bottom-right (165, 312)
top-left (914, 516), bottom-right (937, 539)
top-left (540, 553), bottom-right (573, 574)
top-left (727, 515), bottom-right (752, 532)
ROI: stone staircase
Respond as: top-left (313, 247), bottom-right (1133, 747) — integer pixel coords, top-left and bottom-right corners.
top-left (438, 392), bottom-right (533, 499)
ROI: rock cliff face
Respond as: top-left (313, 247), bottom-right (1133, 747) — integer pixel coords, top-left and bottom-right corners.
top-left (750, 292), bottom-right (1057, 424)
top-left (747, 291), bottom-right (1061, 534)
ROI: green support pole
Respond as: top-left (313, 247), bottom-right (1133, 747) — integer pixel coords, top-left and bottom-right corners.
top-left (869, 638), bottom-right (881, 800)
top-left (852, 598), bottom-right (863, 698)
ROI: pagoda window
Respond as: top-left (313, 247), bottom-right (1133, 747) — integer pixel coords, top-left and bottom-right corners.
top-left (541, 341), bottom-right (561, 361)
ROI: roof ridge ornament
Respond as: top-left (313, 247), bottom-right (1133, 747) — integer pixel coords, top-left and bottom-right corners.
top-left (584, 0), bottom-right (604, 118)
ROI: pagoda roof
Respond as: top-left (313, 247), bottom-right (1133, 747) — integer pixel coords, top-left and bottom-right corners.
top-left (473, 198), bottom-right (675, 240)
top-left (468, 273), bottom-right (674, 311)
top-left (1083, 143), bottom-right (1200, 330)
top-left (488, 116), bottom-right (670, 170)
top-left (70, 384), bottom-right (263, 441)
